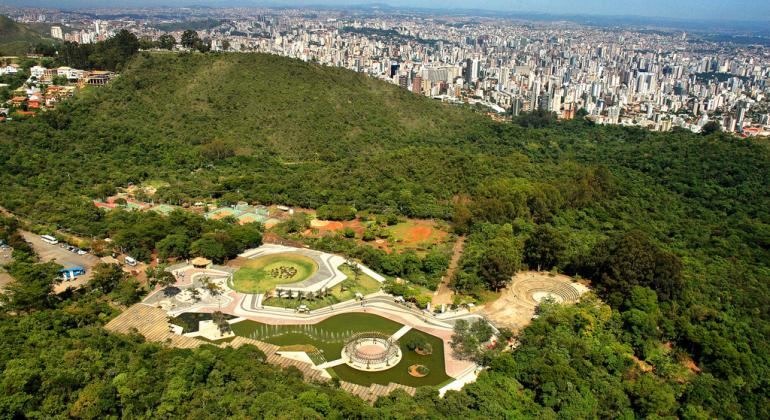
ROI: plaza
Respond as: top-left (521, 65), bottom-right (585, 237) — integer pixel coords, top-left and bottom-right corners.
top-left (139, 244), bottom-right (482, 394)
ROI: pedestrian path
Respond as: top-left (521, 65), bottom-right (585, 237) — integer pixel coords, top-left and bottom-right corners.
top-left (315, 358), bottom-right (347, 369)
top-left (390, 325), bottom-right (412, 340)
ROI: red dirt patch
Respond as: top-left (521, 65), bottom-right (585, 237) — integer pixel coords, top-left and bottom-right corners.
top-left (404, 226), bottom-right (432, 243)
top-left (311, 220), bottom-right (344, 231)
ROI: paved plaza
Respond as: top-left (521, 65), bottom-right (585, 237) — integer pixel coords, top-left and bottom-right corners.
top-left (140, 244), bottom-right (481, 387)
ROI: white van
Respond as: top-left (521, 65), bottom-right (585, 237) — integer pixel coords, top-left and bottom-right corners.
top-left (41, 235), bottom-right (58, 245)
top-left (125, 256), bottom-right (138, 267)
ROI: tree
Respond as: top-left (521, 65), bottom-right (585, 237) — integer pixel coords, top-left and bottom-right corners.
top-left (221, 40), bottom-right (231, 51)
top-left (582, 230), bottom-right (684, 306)
top-left (190, 236), bottom-right (227, 262)
top-left (181, 30), bottom-right (200, 49)
top-left (157, 234), bottom-right (191, 260)
top-left (479, 237), bottom-right (522, 291)
top-left (211, 310), bottom-right (231, 333)
top-left (88, 263), bottom-right (126, 294)
top-left (701, 120), bottom-right (721, 136)
top-left (146, 265), bottom-right (176, 290)
top-left (200, 276), bottom-right (222, 297)
top-left (524, 224), bottom-right (567, 271)
top-left (450, 319), bottom-right (494, 362)
top-left (0, 261), bottom-right (62, 312)
top-left (317, 205), bottom-right (357, 221)
top-left (227, 223), bottom-right (263, 250)
top-left (158, 34), bottom-right (176, 50)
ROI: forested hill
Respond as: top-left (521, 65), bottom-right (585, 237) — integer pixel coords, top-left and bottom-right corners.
top-left (0, 15), bottom-right (56, 56)
top-left (1, 51), bottom-right (770, 417)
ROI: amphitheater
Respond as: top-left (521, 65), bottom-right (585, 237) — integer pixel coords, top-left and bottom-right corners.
top-left (483, 271), bottom-right (589, 330)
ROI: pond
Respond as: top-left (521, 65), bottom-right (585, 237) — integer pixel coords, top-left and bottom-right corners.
top-left (229, 313), bottom-right (451, 387)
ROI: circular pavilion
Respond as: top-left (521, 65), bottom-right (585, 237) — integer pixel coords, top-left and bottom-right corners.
top-left (341, 332), bottom-right (402, 372)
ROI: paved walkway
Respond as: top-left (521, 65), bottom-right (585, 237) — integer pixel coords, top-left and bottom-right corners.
top-left (315, 358), bottom-right (347, 369)
top-left (390, 325), bottom-right (413, 340)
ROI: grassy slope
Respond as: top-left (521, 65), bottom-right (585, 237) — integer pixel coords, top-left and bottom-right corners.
top-left (0, 15), bottom-right (55, 55)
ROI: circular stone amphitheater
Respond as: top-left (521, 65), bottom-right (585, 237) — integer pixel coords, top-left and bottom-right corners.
top-left (510, 275), bottom-right (583, 308)
top-left (483, 272), bottom-right (589, 330)
top-left (341, 332), bottom-right (402, 372)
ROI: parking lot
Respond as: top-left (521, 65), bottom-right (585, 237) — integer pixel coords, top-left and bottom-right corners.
top-left (21, 231), bottom-right (101, 292)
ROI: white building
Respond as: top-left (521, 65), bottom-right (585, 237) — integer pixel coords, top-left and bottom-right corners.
top-left (51, 26), bottom-right (63, 39)
top-left (30, 66), bottom-right (46, 79)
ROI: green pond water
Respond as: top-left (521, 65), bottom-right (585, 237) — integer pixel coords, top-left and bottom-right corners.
top-left (229, 313), bottom-right (451, 387)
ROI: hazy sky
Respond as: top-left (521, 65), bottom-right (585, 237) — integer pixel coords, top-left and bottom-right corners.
top-left (6, 0), bottom-right (770, 21)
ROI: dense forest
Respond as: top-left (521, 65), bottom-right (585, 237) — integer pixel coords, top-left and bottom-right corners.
top-left (0, 51), bottom-right (769, 417)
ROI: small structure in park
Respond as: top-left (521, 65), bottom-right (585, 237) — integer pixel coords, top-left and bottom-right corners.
top-left (59, 266), bottom-right (86, 281)
top-left (341, 332), bottom-right (402, 372)
top-left (191, 257), bottom-right (212, 269)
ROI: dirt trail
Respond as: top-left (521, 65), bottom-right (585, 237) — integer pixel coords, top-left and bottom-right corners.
top-left (432, 235), bottom-right (465, 305)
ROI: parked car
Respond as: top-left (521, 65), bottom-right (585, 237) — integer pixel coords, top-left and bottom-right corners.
top-left (77, 249), bottom-right (87, 255)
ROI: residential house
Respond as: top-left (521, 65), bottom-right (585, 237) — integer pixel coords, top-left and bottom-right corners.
top-left (57, 66), bottom-right (84, 81)
top-left (29, 66), bottom-right (46, 80)
top-left (42, 68), bottom-right (57, 82)
top-left (0, 64), bottom-right (20, 76)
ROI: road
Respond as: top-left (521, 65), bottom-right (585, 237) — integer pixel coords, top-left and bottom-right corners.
top-left (21, 231), bottom-right (101, 292)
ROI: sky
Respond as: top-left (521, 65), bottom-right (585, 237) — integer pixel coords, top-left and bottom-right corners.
top-left (5, 0), bottom-right (770, 22)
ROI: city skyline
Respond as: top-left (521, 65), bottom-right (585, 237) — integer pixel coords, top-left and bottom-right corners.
top-left (4, 0), bottom-right (770, 23)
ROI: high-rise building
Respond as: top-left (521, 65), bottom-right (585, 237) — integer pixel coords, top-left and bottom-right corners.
top-left (412, 76), bottom-right (423, 94)
top-left (398, 75), bottom-right (409, 90)
top-left (464, 58), bottom-right (473, 86)
top-left (51, 26), bottom-right (63, 40)
top-left (389, 62), bottom-right (399, 78)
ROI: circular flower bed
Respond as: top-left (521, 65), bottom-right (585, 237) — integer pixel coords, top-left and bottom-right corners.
top-left (408, 364), bottom-right (430, 378)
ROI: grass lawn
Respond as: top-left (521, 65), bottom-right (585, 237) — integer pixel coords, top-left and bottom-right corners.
top-left (232, 253), bottom-right (318, 293)
top-left (263, 263), bottom-right (382, 310)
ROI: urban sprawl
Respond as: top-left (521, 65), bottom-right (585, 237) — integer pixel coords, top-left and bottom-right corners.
top-left (5, 6), bottom-right (770, 135)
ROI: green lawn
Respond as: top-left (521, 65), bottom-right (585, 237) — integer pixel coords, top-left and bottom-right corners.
top-left (232, 253), bottom-right (318, 293)
top-left (263, 263), bottom-right (382, 310)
